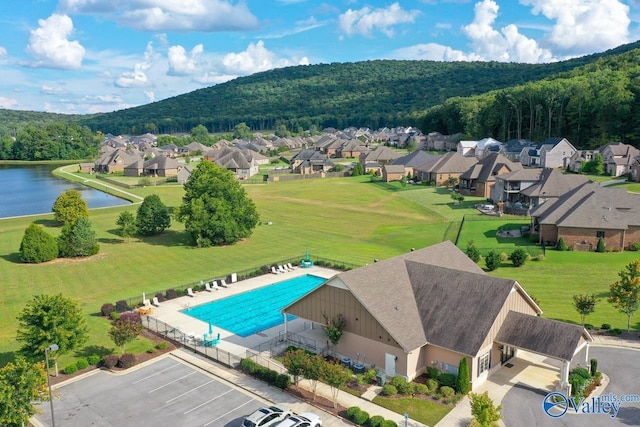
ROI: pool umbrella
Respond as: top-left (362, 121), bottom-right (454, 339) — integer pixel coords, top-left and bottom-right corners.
top-left (305, 251), bottom-right (310, 261)
top-left (142, 292), bottom-right (146, 304)
top-left (208, 321), bottom-right (213, 335)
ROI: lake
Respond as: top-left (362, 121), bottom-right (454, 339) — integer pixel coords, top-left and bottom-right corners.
top-left (0, 164), bottom-right (130, 219)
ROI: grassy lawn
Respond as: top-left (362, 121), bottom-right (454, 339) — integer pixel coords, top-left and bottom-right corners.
top-left (372, 396), bottom-right (453, 426)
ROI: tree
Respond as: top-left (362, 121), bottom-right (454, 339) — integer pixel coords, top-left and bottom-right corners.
top-left (108, 312), bottom-right (144, 354)
top-left (19, 223), bottom-right (58, 263)
top-left (57, 216), bottom-right (99, 257)
top-left (456, 357), bottom-right (470, 394)
top-left (16, 294), bottom-right (88, 373)
top-left (320, 361), bottom-right (351, 408)
top-left (557, 237), bottom-right (568, 251)
top-left (465, 240), bottom-right (481, 263)
top-left (573, 294), bottom-right (597, 326)
top-left (233, 122), bottom-right (252, 139)
top-left (303, 354), bottom-right (324, 401)
top-left (509, 248), bottom-right (528, 267)
top-left (136, 194), bottom-right (171, 236)
top-left (175, 161), bottom-right (259, 247)
top-left (469, 391), bottom-right (503, 427)
top-left (322, 313), bottom-right (347, 349)
top-left (445, 176), bottom-right (459, 188)
top-left (596, 237), bottom-right (606, 253)
top-left (281, 348), bottom-right (308, 388)
top-left (116, 211), bottom-right (136, 241)
top-left (52, 189), bottom-right (88, 225)
top-left (0, 358), bottom-right (48, 427)
top-left (484, 250), bottom-right (501, 271)
top-left (608, 260), bottom-right (640, 331)
top-left (190, 124), bottom-right (211, 144)
top-left (352, 162), bottom-right (364, 176)
top-left (406, 140), bottom-right (417, 153)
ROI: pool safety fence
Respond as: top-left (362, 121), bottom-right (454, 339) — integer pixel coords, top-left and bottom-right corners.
top-left (244, 349), bottom-right (288, 375)
top-left (110, 254), bottom-right (361, 312)
top-left (249, 330), bottom-right (319, 358)
top-left (144, 316), bottom-right (242, 368)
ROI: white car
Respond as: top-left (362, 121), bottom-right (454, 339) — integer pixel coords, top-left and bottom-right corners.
top-left (276, 412), bottom-right (322, 427)
top-left (242, 405), bottom-right (292, 427)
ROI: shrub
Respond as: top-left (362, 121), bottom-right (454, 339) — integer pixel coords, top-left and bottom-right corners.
top-left (426, 378), bottom-right (439, 392)
top-left (426, 366), bottom-right (440, 379)
top-left (439, 373), bottom-right (457, 388)
top-left (154, 293), bottom-right (166, 303)
top-left (596, 237), bottom-right (606, 253)
top-left (601, 323), bottom-right (611, 330)
top-left (260, 265), bottom-right (270, 274)
top-left (390, 376), bottom-right (411, 394)
top-left (465, 240), bottom-right (481, 263)
top-left (76, 358), bottom-right (89, 370)
top-left (101, 303), bottom-right (115, 317)
top-left (456, 358), bottom-right (470, 394)
top-left (533, 254), bottom-right (545, 261)
top-left (147, 347), bottom-right (157, 354)
top-left (368, 415), bottom-right (385, 427)
top-left (573, 367), bottom-right (591, 380)
top-left (440, 386), bottom-right (456, 398)
top-left (630, 242), bottom-right (640, 251)
top-left (102, 354), bottom-right (119, 369)
top-left (109, 311), bottom-right (121, 321)
top-left (19, 223), bottom-right (59, 263)
top-left (353, 409), bottom-right (369, 425)
top-left (414, 383), bottom-right (429, 395)
top-left (156, 342), bottom-right (168, 350)
top-left (115, 300), bottom-right (128, 313)
top-left (484, 250), bottom-right (501, 271)
top-left (262, 369), bottom-right (278, 385)
top-left (584, 323), bottom-right (594, 330)
top-left (509, 248), bottom-right (529, 267)
top-left (381, 384), bottom-right (397, 396)
top-left (363, 368), bottom-right (377, 384)
top-left (381, 421), bottom-right (397, 427)
top-left (63, 364), bottom-right (78, 375)
top-left (500, 252), bottom-right (509, 262)
top-left (346, 407), bottom-right (361, 420)
top-left (612, 328), bottom-right (623, 336)
top-left (590, 359), bottom-right (598, 375)
top-left (87, 354), bottom-right (101, 365)
top-left (557, 237), bottom-right (568, 251)
top-left (118, 353), bottom-right (137, 369)
top-left (165, 289), bottom-right (178, 299)
top-left (275, 374), bottom-right (291, 389)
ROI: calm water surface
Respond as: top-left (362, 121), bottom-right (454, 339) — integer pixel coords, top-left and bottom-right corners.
top-left (0, 164), bottom-right (130, 218)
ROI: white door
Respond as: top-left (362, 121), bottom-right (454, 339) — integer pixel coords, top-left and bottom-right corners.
top-left (385, 353), bottom-right (396, 378)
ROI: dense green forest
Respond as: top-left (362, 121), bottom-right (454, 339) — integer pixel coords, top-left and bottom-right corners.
top-left (420, 48), bottom-right (640, 148)
top-left (0, 123), bottom-right (100, 160)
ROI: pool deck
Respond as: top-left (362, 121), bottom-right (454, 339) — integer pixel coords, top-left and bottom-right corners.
top-left (147, 266), bottom-right (338, 357)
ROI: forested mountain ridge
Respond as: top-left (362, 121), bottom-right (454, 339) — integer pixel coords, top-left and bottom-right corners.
top-left (74, 40), bottom-right (640, 136)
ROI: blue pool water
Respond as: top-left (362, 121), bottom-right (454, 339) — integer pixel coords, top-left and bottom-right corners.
top-left (183, 274), bottom-right (326, 337)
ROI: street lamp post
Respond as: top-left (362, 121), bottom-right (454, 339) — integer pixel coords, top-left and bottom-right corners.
top-left (45, 344), bottom-right (59, 427)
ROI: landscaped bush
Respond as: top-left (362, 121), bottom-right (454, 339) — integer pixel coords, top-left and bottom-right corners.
top-left (155, 293), bottom-right (166, 302)
top-left (346, 406), bottom-right (361, 419)
top-left (115, 299), bottom-right (128, 312)
top-left (426, 366), bottom-right (440, 379)
top-left (596, 237), bottom-right (606, 253)
top-left (573, 367), bottom-right (591, 380)
top-left (363, 368), bottom-right (377, 384)
top-left (381, 421), bottom-right (397, 427)
top-left (509, 248), bottom-right (529, 267)
top-left (346, 407), bottom-right (369, 425)
top-left (381, 384), bottom-right (397, 396)
top-left (414, 383), bottom-right (429, 395)
top-left (439, 373), bottom-right (457, 388)
top-left (63, 364), bottom-right (78, 375)
top-left (612, 328), bottom-right (623, 336)
top-left (390, 376), bottom-right (413, 395)
top-left (156, 342), bottom-right (168, 350)
top-left (368, 415), bottom-right (385, 427)
top-left (590, 359), bottom-right (598, 375)
top-left (275, 374), bottom-right (291, 389)
top-left (440, 386), bottom-right (455, 398)
top-left (426, 378), bottom-right (439, 392)
top-left (87, 354), bottom-right (101, 365)
top-left (147, 347), bottom-right (157, 354)
top-left (165, 289), bottom-right (178, 299)
top-left (484, 250), bottom-right (501, 271)
top-left (101, 303), bottom-right (115, 317)
top-left (109, 311), bottom-right (121, 321)
top-left (584, 323), bottom-right (594, 330)
top-left (533, 254), bottom-right (545, 261)
top-left (601, 323), bottom-right (611, 330)
top-left (557, 237), bottom-right (568, 251)
top-left (630, 242), bottom-right (640, 251)
top-left (118, 353), bottom-right (137, 369)
top-left (76, 358), bottom-right (89, 370)
top-left (260, 265), bottom-right (270, 274)
top-left (102, 355), bottom-right (119, 369)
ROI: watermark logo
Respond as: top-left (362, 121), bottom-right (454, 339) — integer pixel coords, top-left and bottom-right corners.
top-left (542, 392), bottom-right (568, 418)
top-left (543, 392), bottom-right (639, 419)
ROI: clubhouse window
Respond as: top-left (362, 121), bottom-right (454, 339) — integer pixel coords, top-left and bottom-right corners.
top-left (597, 231), bottom-right (605, 238)
top-left (478, 351), bottom-right (490, 375)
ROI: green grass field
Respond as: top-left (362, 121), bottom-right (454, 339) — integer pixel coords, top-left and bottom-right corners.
top-left (1, 171), bottom-right (639, 369)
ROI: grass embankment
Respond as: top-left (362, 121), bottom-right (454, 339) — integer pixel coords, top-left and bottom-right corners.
top-left (373, 396), bottom-right (453, 426)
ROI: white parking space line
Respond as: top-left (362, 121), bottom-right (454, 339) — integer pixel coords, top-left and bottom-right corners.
top-left (147, 371), bottom-right (197, 393)
top-left (166, 379), bottom-right (216, 404)
top-left (183, 389), bottom-right (233, 414)
top-left (203, 399), bottom-right (254, 426)
top-left (132, 362), bottom-right (182, 384)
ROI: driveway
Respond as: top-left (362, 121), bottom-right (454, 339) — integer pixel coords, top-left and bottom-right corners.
top-left (501, 347), bottom-right (640, 427)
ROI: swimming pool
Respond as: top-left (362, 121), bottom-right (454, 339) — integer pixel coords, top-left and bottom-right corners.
top-left (182, 274), bottom-right (326, 337)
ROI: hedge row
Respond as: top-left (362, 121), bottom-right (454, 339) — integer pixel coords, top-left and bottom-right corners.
top-left (346, 406), bottom-right (396, 426)
top-left (239, 358), bottom-right (291, 390)
top-left (62, 354), bottom-right (101, 375)
top-left (101, 353), bottom-right (138, 370)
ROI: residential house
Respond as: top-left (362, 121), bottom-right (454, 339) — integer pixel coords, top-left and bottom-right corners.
top-left (123, 159), bottom-right (145, 177)
top-left (474, 138), bottom-right (503, 160)
top-left (567, 150), bottom-right (596, 173)
top-left (204, 147), bottom-right (261, 179)
top-left (500, 139), bottom-right (534, 162)
top-left (79, 163), bottom-right (94, 174)
top-left (359, 146), bottom-right (403, 175)
top-left (491, 168), bottom-right (544, 207)
top-left (142, 156), bottom-right (181, 177)
top-left (177, 165), bottom-right (194, 184)
top-left (390, 151), bottom-right (441, 180)
top-left (290, 149), bottom-right (334, 174)
top-left (599, 142), bottom-right (639, 177)
top-left (457, 141), bottom-right (478, 157)
top-left (94, 148), bottom-right (141, 174)
top-left (284, 241), bottom-right (591, 392)
top-left (518, 168), bottom-right (589, 209)
top-left (425, 132), bottom-right (463, 151)
top-left (531, 182), bottom-right (640, 251)
top-left (519, 138), bottom-right (576, 169)
top-left (336, 139), bottom-right (369, 159)
top-left (382, 164), bottom-right (406, 182)
top-left (458, 153), bottom-right (521, 198)
top-left (413, 152), bottom-right (478, 186)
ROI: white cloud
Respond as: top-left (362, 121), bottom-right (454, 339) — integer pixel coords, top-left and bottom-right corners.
top-left (392, 43), bottom-right (482, 61)
top-left (193, 72), bottom-right (239, 85)
top-left (338, 2), bottom-right (420, 37)
top-left (462, 0), bottom-right (554, 63)
top-left (115, 42), bottom-right (155, 87)
top-left (0, 97), bottom-right (18, 109)
top-left (221, 40), bottom-right (307, 76)
top-left (27, 14), bottom-right (85, 69)
top-left (168, 44), bottom-right (203, 76)
top-left (41, 85), bottom-right (67, 95)
top-left (261, 17), bottom-right (326, 39)
top-left (0, 47), bottom-right (6, 57)
top-left (144, 90), bottom-right (155, 103)
top-left (521, 0), bottom-right (630, 56)
top-left (60, 0), bottom-right (259, 32)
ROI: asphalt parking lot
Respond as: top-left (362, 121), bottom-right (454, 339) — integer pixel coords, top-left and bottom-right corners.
top-left (34, 355), bottom-right (268, 427)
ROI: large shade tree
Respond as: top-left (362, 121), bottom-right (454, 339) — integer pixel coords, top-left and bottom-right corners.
top-left (52, 189), bottom-right (88, 225)
top-left (136, 194), bottom-right (171, 236)
top-left (176, 161), bottom-right (259, 247)
top-left (57, 216), bottom-right (99, 257)
top-left (0, 358), bottom-right (48, 427)
top-left (16, 294), bottom-right (88, 374)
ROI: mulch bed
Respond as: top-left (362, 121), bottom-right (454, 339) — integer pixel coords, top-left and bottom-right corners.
top-left (285, 386), bottom-right (349, 419)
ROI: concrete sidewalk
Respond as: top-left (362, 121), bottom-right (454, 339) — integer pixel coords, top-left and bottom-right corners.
top-left (173, 348), bottom-right (427, 427)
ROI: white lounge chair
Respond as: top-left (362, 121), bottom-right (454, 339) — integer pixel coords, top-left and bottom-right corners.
top-left (187, 288), bottom-right (196, 297)
top-left (286, 262), bottom-right (296, 270)
top-left (271, 266), bottom-right (281, 274)
top-left (230, 272), bottom-right (238, 283)
top-left (205, 282), bottom-right (216, 292)
top-left (220, 279), bottom-right (228, 288)
top-left (278, 265), bottom-right (287, 273)
top-left (152, 297), bottom-right (160, 306)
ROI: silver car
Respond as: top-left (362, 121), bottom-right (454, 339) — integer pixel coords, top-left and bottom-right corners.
top-left (242, 405), bottom-right (292, 427)
top-left (276, 412), bottom-right (322, 427)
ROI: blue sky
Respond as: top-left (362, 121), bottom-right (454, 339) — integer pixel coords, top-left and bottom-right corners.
top-left (0, 0), bottom-right (639, 115)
